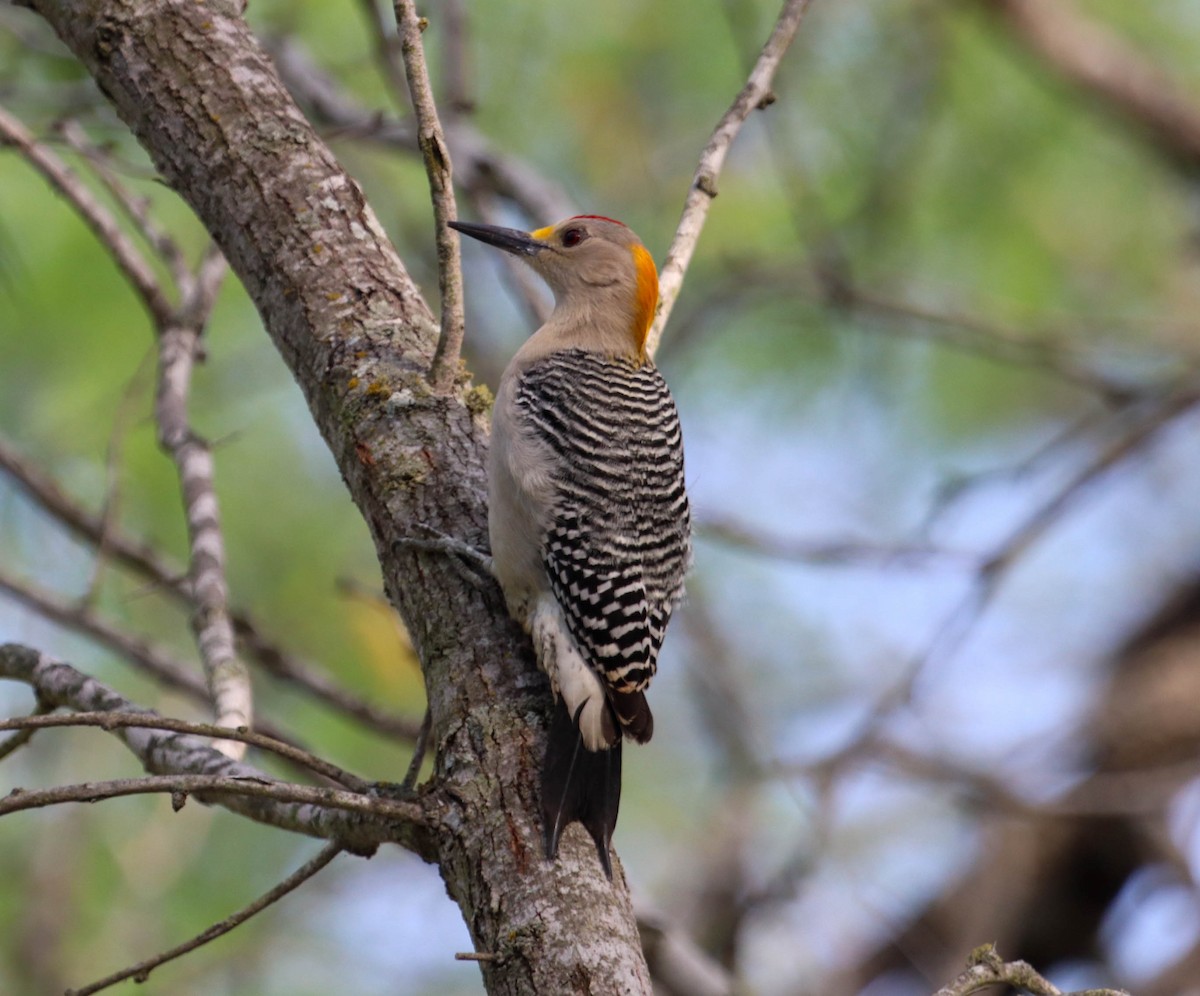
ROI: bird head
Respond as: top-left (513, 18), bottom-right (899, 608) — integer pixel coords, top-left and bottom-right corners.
top-left (451, 215), bottom-right (659, 361)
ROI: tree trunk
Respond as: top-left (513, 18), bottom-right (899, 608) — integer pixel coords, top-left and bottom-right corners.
top-left (27, 0), bottom-right (652, 990)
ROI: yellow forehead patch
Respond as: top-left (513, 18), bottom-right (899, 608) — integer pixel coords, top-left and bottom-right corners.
top-left (530, 225), bottom-right (556, 242)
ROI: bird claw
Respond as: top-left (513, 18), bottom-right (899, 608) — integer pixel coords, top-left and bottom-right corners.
top-left (392, 529), bottom-right (495, 587)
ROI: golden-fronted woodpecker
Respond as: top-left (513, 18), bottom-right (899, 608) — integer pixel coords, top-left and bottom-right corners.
top-left (451, 215), bottom-right (693, 877)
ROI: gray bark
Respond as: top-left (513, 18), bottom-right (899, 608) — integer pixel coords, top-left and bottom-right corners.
top-left (24, 0), bottom-right (651, 991)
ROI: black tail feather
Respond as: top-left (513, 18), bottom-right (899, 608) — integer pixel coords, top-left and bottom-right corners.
top-left (541, 698), bottom-right (622, 879)
top-left (613, 689), bottom-right (654, 744)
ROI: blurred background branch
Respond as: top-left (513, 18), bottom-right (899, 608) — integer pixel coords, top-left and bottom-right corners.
top-left (986, 0), bottom-right (1200, 177)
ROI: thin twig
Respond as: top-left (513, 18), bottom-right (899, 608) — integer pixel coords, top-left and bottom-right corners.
top-left (401, 708), bottom-right (431, 790)
top-left (0, 433), bottom-right (184, 593)
top-left (978, 389), bottom-right (1200, 581)
top-left (919, 406), bottom-right (1114, 537)
top-left (875, 392), bottom-right (1199, 728)
top-left (638, 902), bottom-right (737, 996)
top-left (0, 772), bottom-right (421, 823)
top-left (155, 313), bottom-right (252, 756)
top-left (0, 712), bottom-right (370, 791)
top-left (789, 742), bottom-right (1200, 822)
top-left (0, 102), bottom-right (175, 326)
top-left (657, 260), bottom-right (1200, 397)
top-left (393, 0), bottom-right (466, 391)
top-left (179, 242), bottom-right (229, 325)
top-left (649, 0), bottom-right (816, 356)
top-left (67, 841), bottom-right (345, 996)
top-left (235, 622), bottom-right (420, 739)
top-left (1, 105), bottom-right (252, 752)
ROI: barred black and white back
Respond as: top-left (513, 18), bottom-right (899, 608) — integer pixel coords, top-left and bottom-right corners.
top-left (515, 347), bottom-right (692, 741)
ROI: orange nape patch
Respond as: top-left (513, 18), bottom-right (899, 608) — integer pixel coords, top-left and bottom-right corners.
top-left (630, 244), bottom-right (659, 360)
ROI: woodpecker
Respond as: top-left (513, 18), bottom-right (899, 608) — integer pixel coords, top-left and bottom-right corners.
top-left (451, 215), bottom-right (692, 877)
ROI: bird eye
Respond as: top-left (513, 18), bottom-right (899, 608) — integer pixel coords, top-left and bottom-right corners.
top-left (561, 227), bottom-right (586, 248)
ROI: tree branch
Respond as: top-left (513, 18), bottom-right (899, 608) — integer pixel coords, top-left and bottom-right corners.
top-left (0, 643), bottom-right (431, 853)
top-left (835, 280), bottom-right (1178, 403)
top-left (783, 388), bottom-right (1200, 821)
top-left (660, 258), bottom-right (1195, 400)
top-left (649, 0), bottom-right (817, 356)
top-left (0, 566), bottom-right (338, 768)
top-left (933, 943), bottom-right (1129, 996)
top-left (0, 772), bottom-right (402, 824)
top-left (978, 389), bottom-right (1200, 583)
top-left (0, 711), bottom-right (370, 791)
top-left (394, 0), bottom-right (466, 391)
top-left (353, 0), bottom-right (411, 111)
top-left (155, 297), bottom-right (253, 756)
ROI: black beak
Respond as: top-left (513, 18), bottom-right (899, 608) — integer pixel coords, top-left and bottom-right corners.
top-left (449, 220), bottom-right (545, 256)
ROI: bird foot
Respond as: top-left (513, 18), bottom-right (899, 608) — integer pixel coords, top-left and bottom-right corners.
top-left (392, 528), bottom-right (495, 588)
